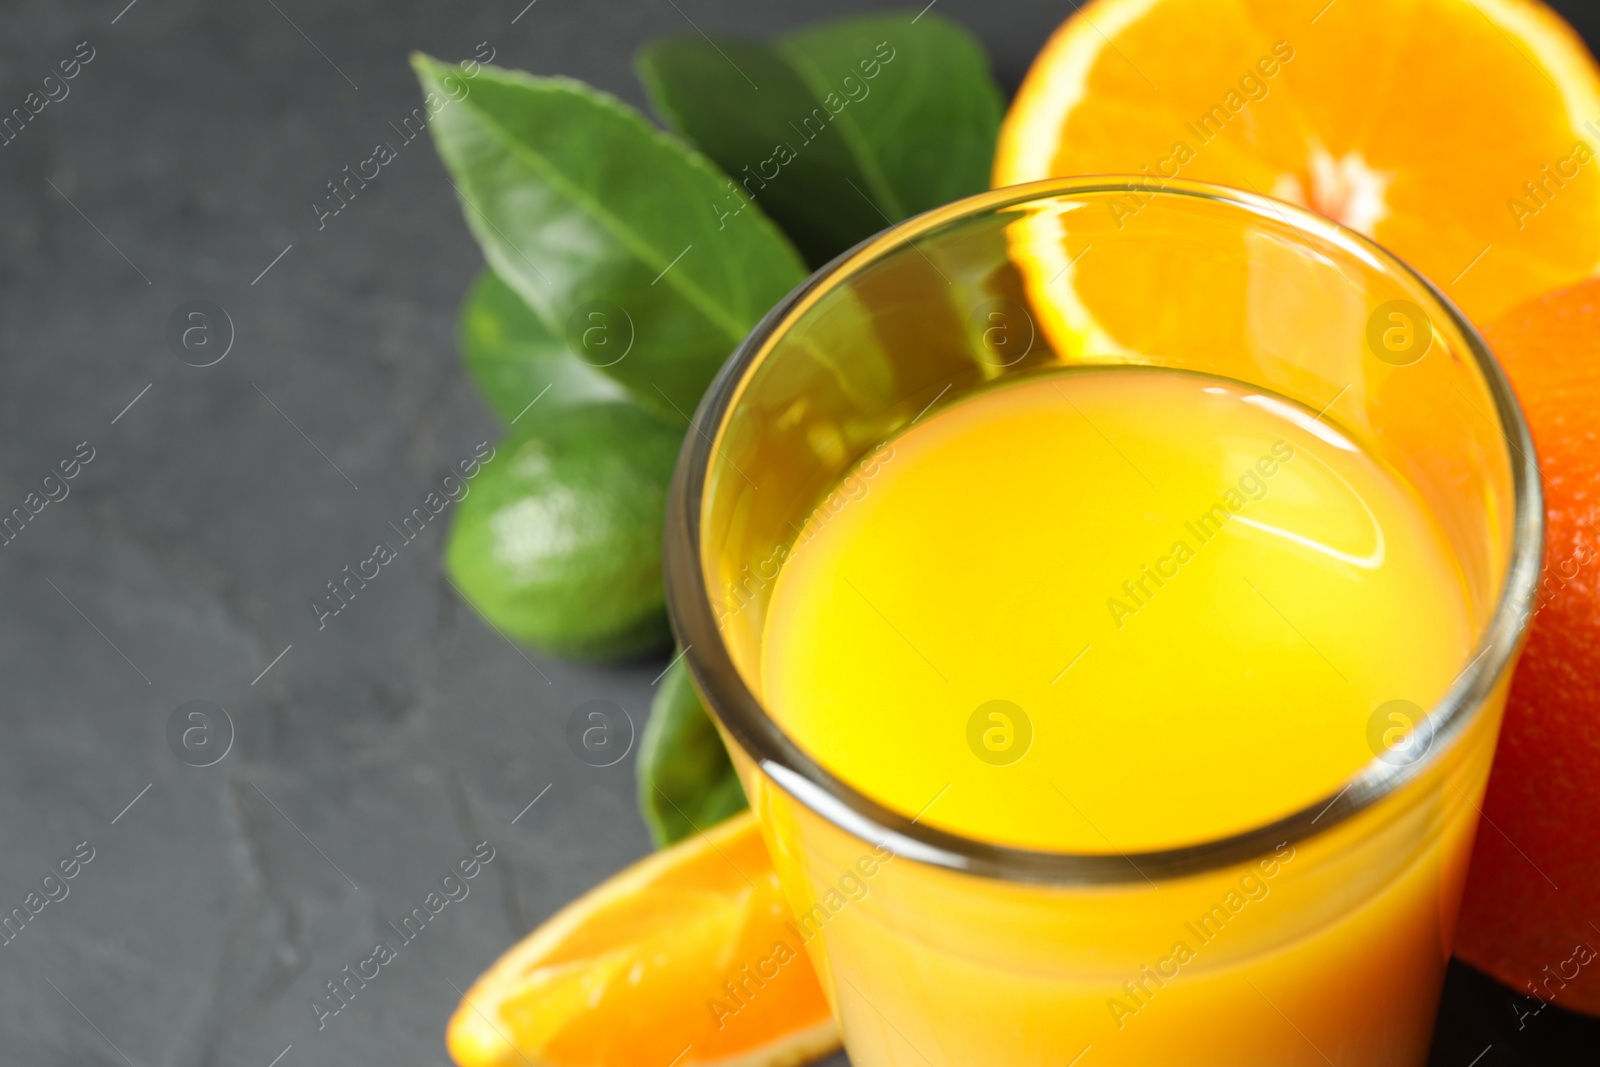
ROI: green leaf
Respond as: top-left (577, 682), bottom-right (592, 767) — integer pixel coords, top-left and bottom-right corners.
top-left (636, 12), bottom-right (1003, 266)
top-left (780, 13), bottom-right (1002, 214)
top-left (460, 270), bottom-right (630, 424)
top-left (637, 655), bottom-right (748, 847)
top-left (413, 55), bottom-right (808, 420)
top-left (443, 402), bottom-right (681, 661)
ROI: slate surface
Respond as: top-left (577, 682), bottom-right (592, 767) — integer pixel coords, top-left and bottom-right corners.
top-left (0, 1), bottom-right (1593, 1064)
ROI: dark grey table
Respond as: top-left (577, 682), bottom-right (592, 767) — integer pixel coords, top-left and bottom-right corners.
top-left (0, 1), bottom-right (1593, 1064)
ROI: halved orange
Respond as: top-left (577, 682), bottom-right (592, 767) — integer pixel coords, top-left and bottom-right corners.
top-left (994, 0), bottom-right (1600, 330)
top-left (446, 812), bottom-right (839, 1067)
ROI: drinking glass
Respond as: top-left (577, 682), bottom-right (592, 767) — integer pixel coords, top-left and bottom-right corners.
top-left (663, 178), bottom-right (1542, 1066)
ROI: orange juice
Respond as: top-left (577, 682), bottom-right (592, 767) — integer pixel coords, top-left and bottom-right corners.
top-left (761, 367), bottom-right (1472, 851)
top-left (749, 366), bottom-right (1488, 1065)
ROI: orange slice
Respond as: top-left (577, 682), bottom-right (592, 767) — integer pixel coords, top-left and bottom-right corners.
top-left (994, 0), bottom-right (1600, 334)
top-left (447, 812), bottom-right (839, 1067)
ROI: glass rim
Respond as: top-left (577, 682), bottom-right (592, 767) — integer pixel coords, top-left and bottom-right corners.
top-left (663, 176), bottom-right (1545, 886)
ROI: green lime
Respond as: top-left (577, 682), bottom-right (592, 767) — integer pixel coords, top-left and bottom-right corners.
top-left (445, 402), bottom-right (682, 660)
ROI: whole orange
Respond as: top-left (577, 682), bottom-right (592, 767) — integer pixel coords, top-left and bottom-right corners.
top-left (1456, 278), bottom-right (1600, 1014)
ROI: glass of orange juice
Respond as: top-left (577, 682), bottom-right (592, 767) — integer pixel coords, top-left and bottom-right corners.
top-left (663, 178), bottom-right (1542, 1066)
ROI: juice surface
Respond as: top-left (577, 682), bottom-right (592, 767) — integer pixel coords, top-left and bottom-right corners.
top-left (759, 367), bottom-right (1473, 853)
